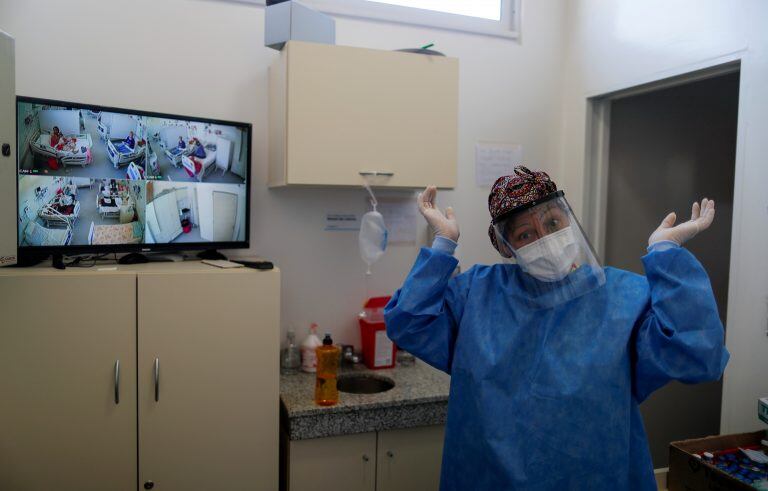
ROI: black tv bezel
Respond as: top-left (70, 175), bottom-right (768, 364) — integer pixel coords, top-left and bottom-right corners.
top-left (16, 95), bottom-right (252, 256)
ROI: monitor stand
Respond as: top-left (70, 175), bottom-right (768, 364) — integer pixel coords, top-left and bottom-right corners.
top-left (51, 254), bottom-right (65, 270)
top-left (197, 249), bottom-right (228, 261)
top-left (117, 253), bottom-right (150, 265)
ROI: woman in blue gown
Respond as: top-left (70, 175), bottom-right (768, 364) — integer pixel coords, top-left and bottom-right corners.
top-left (385, 166), bottom-right (728, 490)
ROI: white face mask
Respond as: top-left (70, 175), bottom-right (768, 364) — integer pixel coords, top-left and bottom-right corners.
top-left (514, 226), bottom-right (579, 282)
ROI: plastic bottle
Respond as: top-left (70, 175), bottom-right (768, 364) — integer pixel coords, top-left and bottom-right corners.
top-left (300, 323), bottom-right (322, 373)
top-left (280, 330), bottom-right (301, 374)
top-left (315, 333), bottom-right (340, 406)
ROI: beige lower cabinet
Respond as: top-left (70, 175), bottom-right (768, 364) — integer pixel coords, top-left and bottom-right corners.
top-left (289, 432), bottom-right (377, 491)
top-left (0, 264), bottom-right (280, 491)
top-left (288, 425), bottom-right (444, 491)
top-left (376, 425), bottom-right (445, 491)
top-left (138, 270), bottom-right (280, 491)
top-left (0, 273), bottom-right (138, 491)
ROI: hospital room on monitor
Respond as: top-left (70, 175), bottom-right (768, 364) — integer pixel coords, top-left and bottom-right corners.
top-left (144, 117), bottom-right (248, 185)
top-left (87, 179), bottom-right (146, 246)
top-left (16, 175), bottom-right (85, 247)
top-left (17, 175), bottom-right (146, 248)
top-left (144, 181), bottom-right (246, 245)
top-left (17, 102), bottom-right (149, 180)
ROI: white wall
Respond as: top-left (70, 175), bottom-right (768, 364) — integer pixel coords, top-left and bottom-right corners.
top-left (108, 113), bottom-right (138, 140)
top-left (0, 0), bottom-right (566, 351)
top-left (560, 0), bottom-right (768, 433)
top-left (38, 109), bottom-right (79, 135)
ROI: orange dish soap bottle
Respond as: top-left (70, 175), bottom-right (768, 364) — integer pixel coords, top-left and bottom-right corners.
top-left (315, 333), bottom-right (340, 406)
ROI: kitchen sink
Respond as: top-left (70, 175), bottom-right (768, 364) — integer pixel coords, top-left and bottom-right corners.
top-left (337, 374), bottom-right (395, 394)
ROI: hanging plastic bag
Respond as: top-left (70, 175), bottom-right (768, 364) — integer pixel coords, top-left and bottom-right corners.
top-left (359, 181), bottom-right (388, 275)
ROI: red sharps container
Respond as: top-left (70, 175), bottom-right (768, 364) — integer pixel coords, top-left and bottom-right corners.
top-left (358, 296), bottom-right (397, 369)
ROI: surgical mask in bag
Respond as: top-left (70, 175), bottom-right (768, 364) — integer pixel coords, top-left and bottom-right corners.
top-left (359, 210), bottom-right (388, 274)
top-left (515, 226), bottom-right (579, 282)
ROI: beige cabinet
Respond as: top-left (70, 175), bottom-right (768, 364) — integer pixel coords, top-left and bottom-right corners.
top-left (287, 425), bottom-right (444, 491)
top-left (0, 30), bottom-right (16, 265)
top-left (0, 264), bottom-right (280, 491)
top-left (0, 273), bottom-right (137, 491)
top-left (269, 41), bottom-right (458, 189)
top-left (289, 432), bottom-right (377, 491)
top-left (138, 270), bottom-right (280, 491)
top-left (377, 425), bottom-right (445, 491)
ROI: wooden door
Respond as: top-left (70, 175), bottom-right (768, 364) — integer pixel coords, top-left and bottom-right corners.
top-left (289, 433), bottom-right (377, 491)
top-left (282, 42), bottom-right (458, 188)
top-left (0, 272), bottom-right (137, 490)
top-left (0, 31), bottom-right (16, 266)
top-left (376, 425), bottom-right (445, 491)
top-left (137, 268), bottom-right (280, 491)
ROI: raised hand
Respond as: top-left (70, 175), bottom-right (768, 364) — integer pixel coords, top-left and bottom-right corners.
top-left (648, 198), bottom-right (715, 247)
top-left (418, 186), bottom-right (460, 242)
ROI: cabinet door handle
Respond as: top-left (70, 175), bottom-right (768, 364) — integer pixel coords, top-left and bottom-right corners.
top-left (114, 360), bottom-right (120, 405)
top-left (153, 358), bottom-right (160, 402)
top-left (386, 450), bottom-right (394, 458)
top-left (359, 171), bottom-right (394, 177)
top-left (362, 454), bottom-right (370, 462)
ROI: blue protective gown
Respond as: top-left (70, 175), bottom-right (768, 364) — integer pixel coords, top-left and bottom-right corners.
top-left (385, 245), bottom-right (729, 490)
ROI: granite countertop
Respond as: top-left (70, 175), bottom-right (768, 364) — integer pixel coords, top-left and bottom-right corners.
top-left (280, 360), bottom-right (450, 440)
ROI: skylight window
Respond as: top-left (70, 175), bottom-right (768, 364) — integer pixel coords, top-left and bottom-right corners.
top-left (365, 0), bottom-right (502, 20)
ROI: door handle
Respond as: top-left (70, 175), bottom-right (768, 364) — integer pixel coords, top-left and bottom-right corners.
top-left (153, 358), bottom-right (160, 402)
top-left (114, 360), bottom-right (120, 405)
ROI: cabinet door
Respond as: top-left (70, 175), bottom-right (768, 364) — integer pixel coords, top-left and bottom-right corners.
top-left (280, 41), bottom-right (458, 189)
top-left (377, 425), bottom-right (445, 491)
top-left (0, 31), bottom-right (16, 266)
top-left (137, 269), bottom-right (280, 491)
top-left (289, 433), bottom-right (376, 491)
top-left (0, 273), bottom-right (137, 490)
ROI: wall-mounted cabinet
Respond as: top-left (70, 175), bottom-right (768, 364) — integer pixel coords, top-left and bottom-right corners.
top-left (269, 41), bottom-right (458, 189)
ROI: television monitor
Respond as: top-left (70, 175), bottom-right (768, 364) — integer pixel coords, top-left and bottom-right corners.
top-left (16, 96), bottom-right (251, 256)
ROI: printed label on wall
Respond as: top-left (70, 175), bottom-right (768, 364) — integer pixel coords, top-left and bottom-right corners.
top-left (475, 142), bottom-right (523, 187)
top-left (325, 213), bottom-right (360, 231)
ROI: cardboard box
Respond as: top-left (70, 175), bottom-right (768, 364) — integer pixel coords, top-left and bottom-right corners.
top-left (265, 1), bottom-right (335, 51)
top-left (668, 430), bottom-right (767, 491)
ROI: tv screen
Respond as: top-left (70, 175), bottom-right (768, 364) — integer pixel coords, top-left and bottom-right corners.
top-left (16, 97), bottom-right (251, 255)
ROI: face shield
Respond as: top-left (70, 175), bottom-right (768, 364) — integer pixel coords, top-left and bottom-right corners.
top-left (491, 191), bottom-right (605, 307)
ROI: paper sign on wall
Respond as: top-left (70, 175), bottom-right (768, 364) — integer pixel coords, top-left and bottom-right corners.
top-left (475, 142), bottom-right (523, 187)
top-left (325, 213), bottom-right (360, 231)
top-left (377, 197), bottom-right (418, 245)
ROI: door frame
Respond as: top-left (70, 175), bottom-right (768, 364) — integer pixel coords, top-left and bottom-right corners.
top-left (582, 57), bottom-right (747, 434)
top-left (583, 60), bottom-right (741, 259)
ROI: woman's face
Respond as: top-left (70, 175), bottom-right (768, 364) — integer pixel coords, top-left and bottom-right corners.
top-left (505, 203), bottom-right (571, 250)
